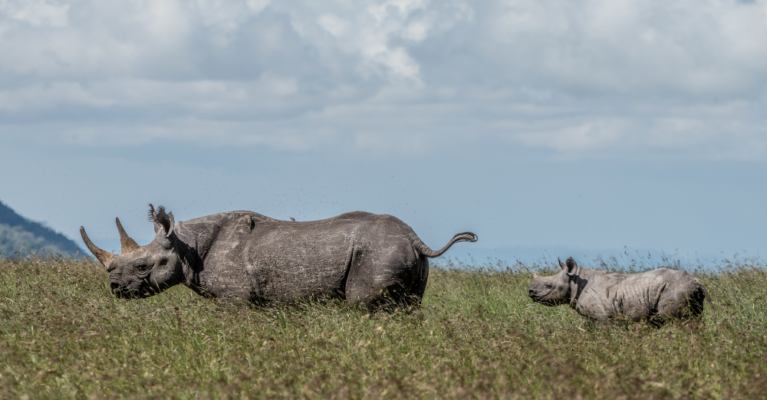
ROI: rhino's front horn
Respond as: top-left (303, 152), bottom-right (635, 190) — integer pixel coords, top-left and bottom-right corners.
top-left (116, 217), bottom-right (140, 254)
top-left (80, 226), bottom-right (115, 268)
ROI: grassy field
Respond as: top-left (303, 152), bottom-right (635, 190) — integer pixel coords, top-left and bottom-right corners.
top-left (0, 256), bottom-right (765, 399)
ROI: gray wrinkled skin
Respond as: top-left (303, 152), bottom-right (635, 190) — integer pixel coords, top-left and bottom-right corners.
top-left (80, 205), bottom-right (477, 309)
top-left (528, 258), bottom-right (716, 325)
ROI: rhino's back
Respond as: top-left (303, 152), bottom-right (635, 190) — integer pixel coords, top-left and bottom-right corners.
top-left (196, 211), bottom-right (418, 302)
top-left (618, 268), bottom-right (697, 293)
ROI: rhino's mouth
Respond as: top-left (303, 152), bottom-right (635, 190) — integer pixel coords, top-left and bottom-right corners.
top-left (529, 294), bottom-right (547, 304)
top-left (529, 292), bottom-right (560, 306)
top-left (113, 288), bottom-right (152, 299)
top-left (534, 298), bottom-right (558, 306)
top-left (111, 281), bottom-right (155, 299)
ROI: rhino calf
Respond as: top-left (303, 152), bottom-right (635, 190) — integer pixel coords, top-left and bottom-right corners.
top-left (80, 205), bottom-right (477, 310)
top-left (528, 258), bottom-right (716, 324)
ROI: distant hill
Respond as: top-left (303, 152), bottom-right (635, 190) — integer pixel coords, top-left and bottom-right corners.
top-left (0, 200), bottom-right (83, 256)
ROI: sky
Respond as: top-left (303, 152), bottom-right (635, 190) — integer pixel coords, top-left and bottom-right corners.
top-left (2, 0), bottom-right (767, 266)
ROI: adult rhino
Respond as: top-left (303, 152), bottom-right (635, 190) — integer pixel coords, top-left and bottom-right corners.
top-left (80, 205), bottom-right (477, 309)
top-left (528, 258), bottom-right (716, 325)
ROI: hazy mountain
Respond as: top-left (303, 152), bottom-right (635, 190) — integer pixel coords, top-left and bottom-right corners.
top-left (0, 200), bottom-right (82, 256)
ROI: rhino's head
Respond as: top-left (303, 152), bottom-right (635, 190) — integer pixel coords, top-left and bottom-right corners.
top-left (528, 257), bottom-right (577, 306)
top-left (80, 205), bottom-right (183, 298)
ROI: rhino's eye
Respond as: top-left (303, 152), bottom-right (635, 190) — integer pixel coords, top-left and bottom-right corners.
top-left (159, 259), bottom-right (168, 267)
top-left (136, 264), bottom-right (149, 272)
top-left (545, 283), bottom-right (553, 289)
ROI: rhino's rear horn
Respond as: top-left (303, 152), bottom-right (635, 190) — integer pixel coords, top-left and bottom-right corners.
top-left (80, 226), bottom-right (115, 268)
top-left (116, 217), bottom-right (140, 254)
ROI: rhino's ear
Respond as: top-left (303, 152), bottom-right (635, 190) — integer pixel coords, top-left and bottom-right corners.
top-left (565, 257), bottom-right (578, 274)
top-left (558, 258), bottom-right (567, 271)
top-left (157, 208), bottom-right (175, 237)
top-left (532, 272), bottom-right (540, 279)
top-left (148, 204), bottom-right (175, 237)
top-left (149, 204), bottom-right (162, 234)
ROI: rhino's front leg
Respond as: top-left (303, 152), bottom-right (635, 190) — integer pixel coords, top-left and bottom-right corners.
top-left (575, 288), bottom-right (616, 322)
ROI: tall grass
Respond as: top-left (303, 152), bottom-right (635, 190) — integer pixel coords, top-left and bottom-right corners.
top-left (0, 256), bottom-right (765, 399)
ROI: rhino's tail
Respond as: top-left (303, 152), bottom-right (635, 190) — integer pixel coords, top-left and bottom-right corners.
top-left (414, 232), bottom-right (478, 258)
top-left (700, 284), bottom-right (717, 323)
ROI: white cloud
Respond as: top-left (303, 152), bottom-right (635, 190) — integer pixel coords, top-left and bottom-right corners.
top-left (1, 0), bottom-right (767, 159)
top-left (515, 119), bottom-right (627, 152)
top-left (0, 0), bottom-right (70, 27)
top-left (317, 13), bottom-right (349, 37)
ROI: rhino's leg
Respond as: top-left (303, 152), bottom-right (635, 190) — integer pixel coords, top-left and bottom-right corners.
top-left (407, 255), bottom-right (429, 307)
top-left (622, 287), bottom-right (661, 325)
top-left (680, 286), bottom-right (706, 319)
top-left (345, 245), bottom-right (422, 310)
top-left (657, 286), bottom-right (705, 321)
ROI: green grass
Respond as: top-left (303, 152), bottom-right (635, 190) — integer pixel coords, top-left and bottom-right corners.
top-left (1, 256), bottom-right (766, 399)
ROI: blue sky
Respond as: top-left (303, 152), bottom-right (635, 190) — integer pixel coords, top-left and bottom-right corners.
top-left (2, 0), bottom-right (767, 265)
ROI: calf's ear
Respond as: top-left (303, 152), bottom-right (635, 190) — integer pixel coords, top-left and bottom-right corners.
top-left (565, 257), bottom-right (578, 274)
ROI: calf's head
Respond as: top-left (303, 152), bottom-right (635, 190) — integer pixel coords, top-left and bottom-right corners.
top-left (80, 205), bottom-right (183, 298)
top-left (528, 258), bottom-right (578, 306)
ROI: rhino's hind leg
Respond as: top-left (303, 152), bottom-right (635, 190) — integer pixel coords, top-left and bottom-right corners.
top-left (408, 255), bottom-right (430, 306)
top-left (345, 278), bottom-right (402, 310)
top-left (344, 248), bottom-right (426, 311)
top-left (383, 254), bottom-right (430, 309)
top-left (657, 286), bottom-right (706, 322)
top-left (685, 286), bottom-right (706, 319)
top-left (346, 273), bottom-right (422, 311)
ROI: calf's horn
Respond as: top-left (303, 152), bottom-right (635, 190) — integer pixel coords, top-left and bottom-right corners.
top-left (80, 226), bottom-right (115, 267)
top-left (116, 217), bottom-right (140, 254)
